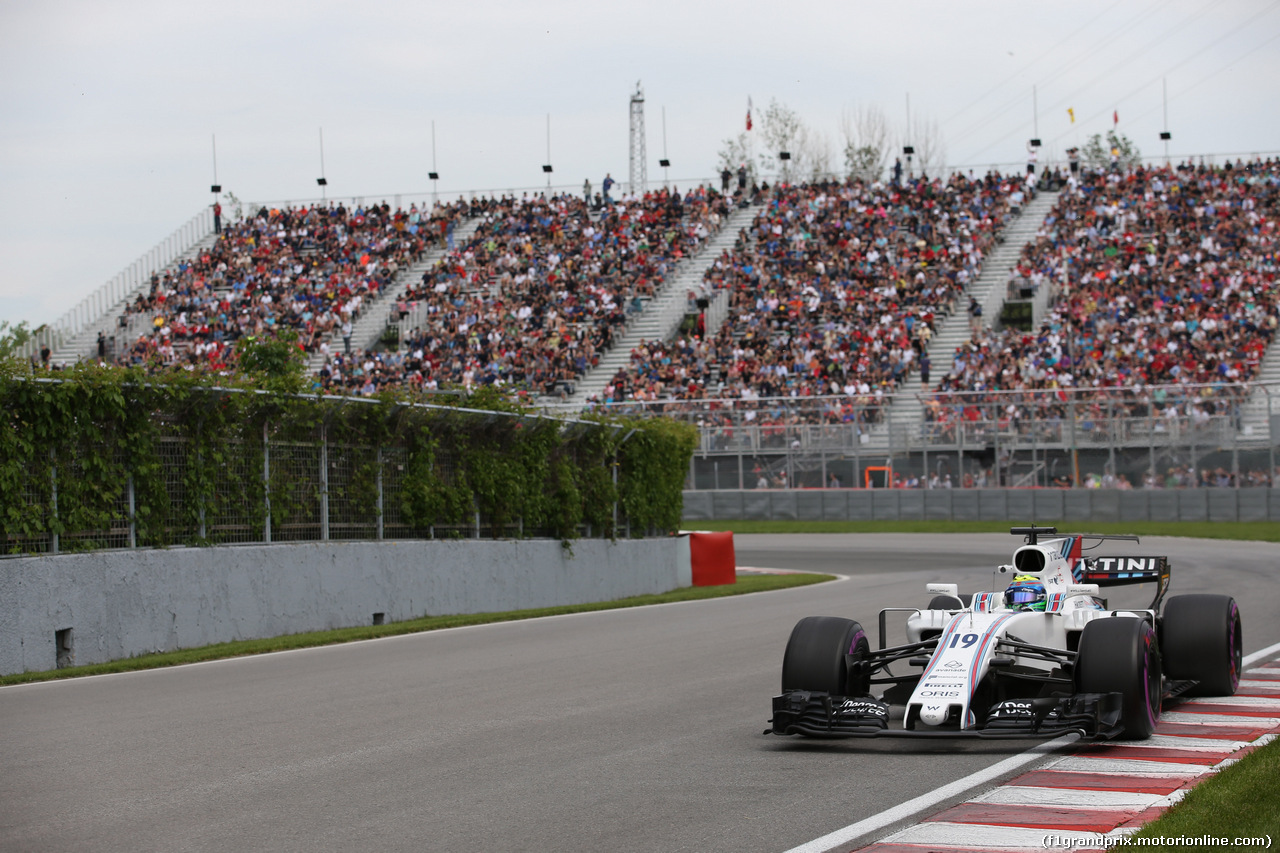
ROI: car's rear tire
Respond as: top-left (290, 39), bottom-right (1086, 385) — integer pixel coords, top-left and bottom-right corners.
top-left (781, 616), bottom-right (870, 696)
top-left (1162, 594), bottom-right (1242, 697)
top-left (1076, 616), bottom-right (1161, 740)
top-left (928, 593), bottom-right (972, 610)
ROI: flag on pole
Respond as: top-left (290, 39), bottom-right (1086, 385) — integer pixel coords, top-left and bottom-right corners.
top-left (1113, 110), bottom-right (1119, 126)
top-left (746, 97), bottom-right (753, 131)
top-left (1067, 107), bottom-right (1075, 124)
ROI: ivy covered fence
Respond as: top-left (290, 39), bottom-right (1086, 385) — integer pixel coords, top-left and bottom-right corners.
top-left (0, 368), bottom-right (697, 555)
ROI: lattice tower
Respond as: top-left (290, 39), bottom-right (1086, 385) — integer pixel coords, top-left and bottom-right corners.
top-left (629, 82), bottom-right (647, 195)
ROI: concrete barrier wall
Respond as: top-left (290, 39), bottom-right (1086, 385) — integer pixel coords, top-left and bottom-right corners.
top-left (682, 488), bottom-right (1279, 523)
top-left (0, 538), bottom-right (691, 676)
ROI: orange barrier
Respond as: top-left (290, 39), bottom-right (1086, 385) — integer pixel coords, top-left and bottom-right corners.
top-left (688, 531), bottom-right (736, 586)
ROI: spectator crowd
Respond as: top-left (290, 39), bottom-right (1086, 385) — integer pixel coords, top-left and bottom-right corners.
top-left (315, 186), bottom-right (730, 395)
top-left (109, 199), bottom-right (467, 371)
top-left (86, 184), bottom-right (731, 399)
top-left (595, 171), bottom-right (1022, 419)
top-left (925, 157), bottom-right (1280, 434)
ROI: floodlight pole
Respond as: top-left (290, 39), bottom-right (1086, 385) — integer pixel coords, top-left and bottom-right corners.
top-left (1032, 85), bottom-right (1039, 141)
top-left (319, 127), bottom-right (327, 202)
top-left (662, 105), bottom-right (669, 189)
top-left (905, 92), bottom-right (913, 180)
top-left (432, 119), bottom-right (438, 206)
top-left (1163, 78), bottom-right (1170, 165)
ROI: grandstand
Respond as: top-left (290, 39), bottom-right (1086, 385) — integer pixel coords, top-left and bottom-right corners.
top-left (305, 215), bottom-right (483, 374)
top-left (863, 188), bottom-right (1061, 448)
top-left (575, 171), bottom-right (1025, 412)
top-left (556, 202), bottom-right (757, 405)
top-left (568, 160), bottom-right (1279, 490)
top-left (23, 187), bottom-right (734, 399)
top-left (14, 156), bottom-right (1279, 490)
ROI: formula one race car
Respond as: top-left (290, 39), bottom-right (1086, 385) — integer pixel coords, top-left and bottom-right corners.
top-left (768, 526), bottom-right (1242, 740)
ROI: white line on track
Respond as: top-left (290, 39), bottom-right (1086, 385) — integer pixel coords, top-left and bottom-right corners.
top-left (971, 785), bottom-right (1165, 808)
top-left (1110, 734), bottom-right (1250, 750)
top-left (1243, 641), bottom-right (1280, 666)
top-left (878, 820), bottom-right (1085, 850)
top-left (1044, 756), bottom-right (1210, 776)
top-left (780, 638), bottom-right (1280, 853)
top-left (778, 735), bottom-right (1078, 853)
top-left (1161, 711), bottom-right (1280, 726)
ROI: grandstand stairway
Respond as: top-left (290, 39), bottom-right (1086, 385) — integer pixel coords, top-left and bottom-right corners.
top-left (553, 204), bottom-right (757, 407)
top-left (48, 232), bottom-right (222, 366)
top-left (1239, 338), bottom-right (1280, 442)
top-left (864, 189), bottom-right (1060, 451)
top-left (306, 217), bottom-right (483, 372)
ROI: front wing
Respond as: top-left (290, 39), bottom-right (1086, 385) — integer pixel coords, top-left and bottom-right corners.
top-left (768, 691), bottom-right (1125, 740)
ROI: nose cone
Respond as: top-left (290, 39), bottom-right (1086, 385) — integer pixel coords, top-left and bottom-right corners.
top-left (920, 705), bottom-right (949, 726)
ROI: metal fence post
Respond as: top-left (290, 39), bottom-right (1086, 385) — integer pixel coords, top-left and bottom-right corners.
top-left (1270, 387), bottom-right (1276, 487)
top-left (612, 455), bottom-right (619, 535)
top-left (263, 420), bottom-right (272, 544)
top-left (320, 424), bottom-right (329, 541)
top-left (1152, 399), bottom-right (1162, 479)
top-left (993, 402), bottom-right (1002, 487)
top-left (50, 449), bottom-right (59, 556)
top-left (196, 420), bottom-right (207, 541)
top-left (127, 474), bottom-right (136, 548)
top-left (1068, 397), bottom-right (1078, 487)
top-left (376, 446), bottom-right (384, 540)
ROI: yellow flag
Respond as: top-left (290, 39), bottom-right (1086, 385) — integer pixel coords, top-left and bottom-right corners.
top-left (1068, 107), bottom-right (1075, 124)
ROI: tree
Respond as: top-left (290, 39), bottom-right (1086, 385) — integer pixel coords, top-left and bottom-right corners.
top-left (220, 190), bottom-right (244, 223)
top-left (716, 132), bottom-right (757, 185)
top-left (1081, 131), bottom-right (1141, 172)
top-left (235, 330), bottom-right (308, 393)
top-left (755, 99), bottom-right (831, 182)
top-left (715, 99), bottom-right (834, 185)
top-left (757, 98), bottom-right (805, 178)
top-left (793, 125), bottom-right (834, 181)
top-left (905, 116), bottom-right (948, 179)
top-left (0, 321), bottom-right (35, 362)
top-left (840, 104), bottom-right (892, 183)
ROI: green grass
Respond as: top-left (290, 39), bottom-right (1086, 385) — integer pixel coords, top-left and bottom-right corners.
top-left (0, 572), bottom-right (834, 687)
top-left (685, 520), bottom-right (1280, 542)
top-left (1126, 735), bottom-right (1280, 849)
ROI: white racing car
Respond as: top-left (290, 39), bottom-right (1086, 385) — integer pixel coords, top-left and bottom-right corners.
top-left (769, 526), bottom-right (1242, 740)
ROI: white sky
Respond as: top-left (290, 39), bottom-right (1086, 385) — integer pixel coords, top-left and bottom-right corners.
top-left (2, 0), bottom-right (1278, 329)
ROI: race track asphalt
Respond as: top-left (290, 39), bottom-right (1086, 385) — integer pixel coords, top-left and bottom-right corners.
top-left (1, 533), bottom-right (1276, 853)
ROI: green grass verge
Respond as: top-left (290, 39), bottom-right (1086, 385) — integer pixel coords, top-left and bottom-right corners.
top-left (1126, 734), bottom-right (1280, 848)
top-left (685, 520), bottom-right (1280, 542)
top-left (0, 572), bottom-right (834, 687)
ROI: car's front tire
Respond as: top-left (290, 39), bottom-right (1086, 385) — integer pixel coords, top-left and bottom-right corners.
top-left (1076, 616), bottom-right (1161, 739)
top-left (781, 616), bottom-right (870, 696)
top-left (1162, 594), bottom-right (1242, 697)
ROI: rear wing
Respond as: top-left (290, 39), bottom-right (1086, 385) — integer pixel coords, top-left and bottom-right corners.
top-left (1074, 555), bottom-right (1170, 610)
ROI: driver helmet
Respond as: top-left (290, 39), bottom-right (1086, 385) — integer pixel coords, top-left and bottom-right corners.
top-left (1004, 574), bottom-right (1047, 611)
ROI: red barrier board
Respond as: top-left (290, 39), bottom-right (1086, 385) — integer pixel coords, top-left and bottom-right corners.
top-left (689, 531), bottom-right (736, 586)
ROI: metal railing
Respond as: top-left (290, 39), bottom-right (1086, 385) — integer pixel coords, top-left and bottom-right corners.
top-left (19, 207), bottom-right (216, 362)
top-left (555, 383), bottom-right (1279, 491)
top-left (240, 177), bottom-right (725, 220)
